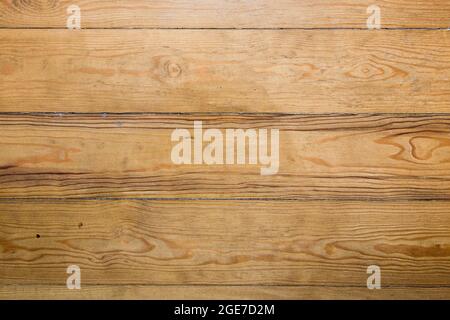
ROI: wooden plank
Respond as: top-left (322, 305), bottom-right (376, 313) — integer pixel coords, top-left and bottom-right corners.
top-left (1, 0), bottom-right (450, 29)
top-left (1, 200), bottom-right (450, 291)
top-left (1, 284), bottom-right (449, 300)
top-left (1, 30), bottom-right (450, 113)
top-left (1, 114), bottom-right (450, 199)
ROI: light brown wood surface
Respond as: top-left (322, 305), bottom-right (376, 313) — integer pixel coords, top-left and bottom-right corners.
top-left (1, 0), bottom-right (450, 29)
top-left (1, 114), bottom-right (450, 200)
top-left (1, 200), bottom-right (450, 299)
top-left (1, 1), bottom-right (450, 300)
top-left (1, 30), bottom-right (450, 113)
top-left (2, 284), bottom-right (449, 300)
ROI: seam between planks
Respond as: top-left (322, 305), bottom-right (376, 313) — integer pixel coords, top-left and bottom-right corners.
top-left (2, 112), bottom-right (450, 116)
top-left (2, 283), bottom-right (450, 289)
top-left (0, 27), bottom-right (450, 31)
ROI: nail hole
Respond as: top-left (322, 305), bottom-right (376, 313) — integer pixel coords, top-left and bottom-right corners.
top-left (36, 234), bottom-right (41, 238)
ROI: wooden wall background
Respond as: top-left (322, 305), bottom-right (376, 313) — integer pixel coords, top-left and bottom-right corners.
top-left (1, 0), bottom-right (450, 299)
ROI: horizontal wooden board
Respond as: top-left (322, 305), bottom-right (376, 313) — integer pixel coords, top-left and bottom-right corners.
top-left (1, 284), bottom-right (449, 300)
top-left (1, 114), bottom-right (450, 199)
top-left (1, 0), bottom-right (450, 29)
top-left (1, 200), bottom-right (450, 295)
top-left (1, 30), bottom-right (450, 113)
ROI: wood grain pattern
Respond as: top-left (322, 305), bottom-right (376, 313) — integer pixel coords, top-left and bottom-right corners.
top-left (2, 30), bottom-right (450, 113)
top-left (2, 285), bottom-right (449, 300)
top-left (1, 200), bottom-right (450, 300)
top-left (1, 114), bottom-right (450, 200)
top-left (1, 0), bottom-right (450, 29)
top-left (2, 1), bottom-right (450, 301)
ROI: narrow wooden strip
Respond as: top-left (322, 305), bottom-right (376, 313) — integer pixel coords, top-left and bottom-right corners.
top-left (1, 114), bottom-right (450, 199)
top-left (1, 284), bottom-right (449, 300)
top-left (1, 0), bottom-right (450, 29)
top-left (1, 30), bottom-right (450, 113)
top-left (1, 200), bottom-right (450, 287)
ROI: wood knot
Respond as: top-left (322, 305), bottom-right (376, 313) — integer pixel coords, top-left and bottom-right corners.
top-left (409, 135), bottom-right (450, 161)
top-left (164, 61), bottom-right (182, 78)
top-left (346, 62), bottom-right (384, 79)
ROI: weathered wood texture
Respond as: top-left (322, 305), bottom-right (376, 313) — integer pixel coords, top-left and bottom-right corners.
top-left (0, 114), bottom-right (450, 200)
top-left (1, 30), bottom-right (450, 113)
top-left (1, 0), bottom-right (450, 29)
top-left (2, 1), bottom-right (450, 301)
top-left (1, 285), bottom-right (449, 300)
top-left (1, 200), bottom-right (450, 299)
